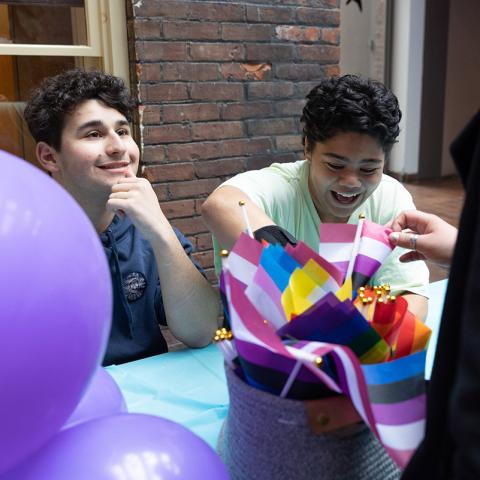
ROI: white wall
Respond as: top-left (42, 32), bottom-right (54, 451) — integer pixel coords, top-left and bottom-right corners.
top-left (340, 1), bottom-right (372, 77)
top-left (339, 0), bottom-right (386, 82)
top-left (389, 0), bottom-right (425, 176)
top-left (441, 0), bottom-right (480, 175)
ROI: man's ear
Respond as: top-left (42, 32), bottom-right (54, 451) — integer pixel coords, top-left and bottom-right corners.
top-left (36, 142), bottom-right (60, 174)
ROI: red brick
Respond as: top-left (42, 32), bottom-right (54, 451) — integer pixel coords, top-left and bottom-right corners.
top-left (141, 83), bottom-right (188, 102)
top-left (160, 199), bottom-right (196, 219)
top-left (143, 124), bottom-right (191, 144)
top-left (137, 42), bottom-right (188, 62)
top-left (162, 103), bottom-right (220, 123)
top-left (133, 1), bottom-right (189, 18)
top-left (275, 25), bottom-right (321, 42)
top-left (220, 63), bottom-right (272, 81)
top-left (190, 83), bottom-right (244, 101)
top-left (295, 81), bottom-right (326, 97)
top-left (189, 3), bottom-right (245, 22)
top-left (190, 43), bottom-right (245, 62)
top-left (195, 158), bottom-right (245, 178)
top-left (134, 19), bottom-right (162, 40)
top-left (282, 0), bottom-right (339, 5)
top-left (322, 27), bottom-right (340, 45)
top-left (246, 5), bottom-right (295, 23)
top-left (168, 178), bottom-right (221, 200)
top-left (192, 121), bottom-right (244, 141)
top-left (275, 134), bottom-right (303, 152)
top-left (142, 145), bottom-right (166, 164)
top-left (166, 142), bottom-right (223, 162)
top-left (192, 249), bottom-right (215, 269)
top-left (139, 63), bottom-right (162, 82)
top-left (246, 118), bottom-right (296, 136)
top-left (163, 21), bottom-right (220, 41)
top-left (195, 232), bottom-right (214, 251)
top-left (221, 24), bottom-right (272, 42)
top-left (222, 137), bottom-right (273, 157)
top-left (245, 44), bottom-right (295, 62)
top-left (221, 101), bottom-right (273, 120)
top-left (142, 105), bottom-right (162, 125)
top-left (204, 268), bottom-right (218, 284)
top-left (297, 45), bottom-right (339, 63)
top-left (172, 216), bottom-right (210, 236)
top-left (152, 184), bottom-right (169, 201)
top-left (323, 64), bottom-right (340, 76)
top-left (274, 99), bottom-right (306, 116)
top-left (275, 63), bottom-right (331, 81)
top-left (162, 62), bottom-right (220, 81)
top-left (247, 82), bottom-right (294, 99)
top-left (144, 163), bottom-right (195, 183)
top-left (246, 152), bottom-right (299, 170)
top-left (296, 8), bottom-right (340, 27)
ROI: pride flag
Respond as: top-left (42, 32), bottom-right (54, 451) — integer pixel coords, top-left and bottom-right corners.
top-left (319, 219), bottom-right (394, 290)
top-left (216, 219), bottom-right (430, 468)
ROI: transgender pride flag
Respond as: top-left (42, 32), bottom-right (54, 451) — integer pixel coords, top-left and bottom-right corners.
top-left (319, 219), bottom-right (394, 290)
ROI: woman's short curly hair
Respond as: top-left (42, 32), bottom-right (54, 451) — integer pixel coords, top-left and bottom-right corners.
top-left (301, 75), bottom-right (402, 154)
top-left (24, 69), bottom-right (136, 151)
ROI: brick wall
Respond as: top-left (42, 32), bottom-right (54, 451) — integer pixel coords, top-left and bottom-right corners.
top-left (126, 0), bottom-right (340, 283)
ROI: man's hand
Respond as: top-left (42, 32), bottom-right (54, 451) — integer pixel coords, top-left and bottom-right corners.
top-left (107, 170), bottom-right (168, 243)
top-left (108, 170), bottom-right (220, 346)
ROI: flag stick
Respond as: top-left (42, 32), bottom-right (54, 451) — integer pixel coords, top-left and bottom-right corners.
top-left (220, 249), bottom-right (229, 269)
top-left (345, 213), bottom-right (365, 281)
top-left (280, 346), bottom-right (323, 398)
top-left (213, 328), bottom-right (237, 368)
top-left (238, 200), bottom-right (254, 238)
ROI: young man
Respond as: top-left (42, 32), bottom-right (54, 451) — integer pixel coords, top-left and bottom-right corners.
top-left (202, 75), bottom-right (428, 319)
top-left (24, 70), bottom-right (220, 365)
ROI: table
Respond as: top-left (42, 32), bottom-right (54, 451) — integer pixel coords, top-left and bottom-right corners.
top-left (106, 342), bottom-right (229, 448)
top-left (107, 280), bottom-right (448, 447)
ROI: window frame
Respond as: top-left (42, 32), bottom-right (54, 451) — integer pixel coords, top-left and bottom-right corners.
top-left (0, 0), bottom-right (129, 83)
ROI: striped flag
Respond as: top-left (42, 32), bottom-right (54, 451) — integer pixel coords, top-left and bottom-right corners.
top-left (285, 241), bottom-right (343, 289)
top-left (245, 264), bottom-right (287, 330)
top-left (319, 220), bottom-right (394, 289)
top-left (225, 232), bottom-right (263, 285)
top-left (362, 350), bottom-right (427, 466)
top-left (352, 220), bottom-right (394, 290)
top-left (318, 223), bottom-right (357, 282)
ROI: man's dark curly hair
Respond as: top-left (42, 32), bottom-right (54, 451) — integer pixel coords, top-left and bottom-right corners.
top-left (301, 75), bottom-right (401, 154)
top-left (24, 69), bottom-right (136, 151)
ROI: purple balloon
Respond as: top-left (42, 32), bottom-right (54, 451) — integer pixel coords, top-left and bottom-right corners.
top-left (5, 413), bottom-right (230, 480)
top-left (0, 152), bottom-right (112, 474)
top-left (62, 368), bottom-right (127, 430)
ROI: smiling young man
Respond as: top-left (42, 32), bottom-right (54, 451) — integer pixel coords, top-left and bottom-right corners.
top-left (202, 75), bottom-right (429, 319)
top-left (24, 70), bottom-right (219, 365)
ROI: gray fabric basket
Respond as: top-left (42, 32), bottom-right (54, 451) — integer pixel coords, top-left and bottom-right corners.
top-left (217, 365), bottom-right (400, 480)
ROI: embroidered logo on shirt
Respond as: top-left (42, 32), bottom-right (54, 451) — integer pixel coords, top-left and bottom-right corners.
top-left (123, 272), bottom-right (147, 302)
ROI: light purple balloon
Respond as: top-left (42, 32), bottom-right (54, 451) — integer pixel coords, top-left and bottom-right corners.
top-left (5, 413), bottom-right (230, 480)
top-left (0, 152), bottom-right (112, 474)
top-left (62, 368), bottom-right (127, 430)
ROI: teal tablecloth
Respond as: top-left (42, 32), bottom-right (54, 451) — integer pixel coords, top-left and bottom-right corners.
top-left (106, 344), bottom-right (229, 448)
top-left (107, 279), bottom-right (447, 445)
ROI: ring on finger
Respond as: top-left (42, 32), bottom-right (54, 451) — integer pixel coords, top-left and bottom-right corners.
top-left (410, 233), bottom-right (419, 251)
